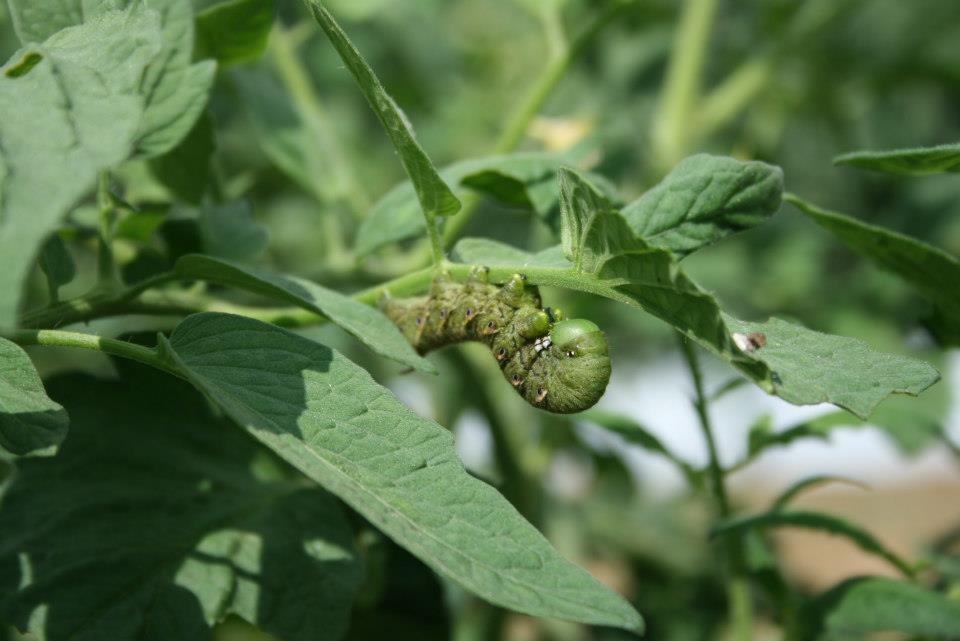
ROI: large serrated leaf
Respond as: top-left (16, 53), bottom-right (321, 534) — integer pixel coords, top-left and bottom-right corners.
top-left (725, 316), bottom-right (940, 419)
top-left (622, 154), bottom-right (783, 258)
top-left (0, 10), bottom-right (160, 328)
top-left (834, 142), bottom-right (960, 175)
top-left (160, 313), bottom-right (644, 631)
top-left (305, 0), bottom-right (459, 222)
top-left (788, 193), bottom-right (960, 346)
top-left (0, 338), bottom-right (68, 457)
top-left (175, 255), bottom-right (435, 373)
top-left (0, 368), bottom-right (362, 641)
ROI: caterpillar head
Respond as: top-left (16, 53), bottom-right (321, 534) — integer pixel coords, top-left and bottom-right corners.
top-left (526, 319), bottom-right (611, 414)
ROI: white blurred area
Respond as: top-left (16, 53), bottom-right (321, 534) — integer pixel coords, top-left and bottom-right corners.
top-left (392, 349), bottom-right (960, 588)
top-left (425, 350), bottom-right (960, 499)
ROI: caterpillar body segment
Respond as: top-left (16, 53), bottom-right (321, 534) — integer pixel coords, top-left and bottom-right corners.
top-left (381, 270), bottom-right (611, 414)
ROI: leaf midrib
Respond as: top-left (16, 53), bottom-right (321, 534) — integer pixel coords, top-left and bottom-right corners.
top-left (167, 337), bottom-right (635, 624)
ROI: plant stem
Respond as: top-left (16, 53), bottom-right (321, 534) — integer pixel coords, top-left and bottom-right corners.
top-left (96, 172), bottom-right (121, 288)
top-left (20, 271), bottom-right (181, 329)
top-left (425, 212), bottom-right (446, 267)
top-left (3, 329), bottom-right (180, 377)
top-left (677, 333), bottom-right (753, 641)
top-left (441, 1), bottom-right (632, 248)
top-left (651, 0), bottom-right (718, 173)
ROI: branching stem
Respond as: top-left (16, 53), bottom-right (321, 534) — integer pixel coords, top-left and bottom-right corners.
top-left (3, 329), bottom-right (180, 377)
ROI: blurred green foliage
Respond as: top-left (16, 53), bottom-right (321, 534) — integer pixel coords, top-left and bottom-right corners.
top-left (3, 0), bottom-right (960, 639)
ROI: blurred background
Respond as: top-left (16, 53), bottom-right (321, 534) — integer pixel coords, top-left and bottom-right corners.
top-left (5, 0), bottom-right (960, 639)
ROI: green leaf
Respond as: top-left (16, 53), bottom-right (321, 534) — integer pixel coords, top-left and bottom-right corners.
top-left (355, 153), bottom-right (568, 257)
top-left (451, 238), bottom-right (938, 418)
top-left (0, 339), bottom-right (68, 457)
top-left (559, 167), bottom-right (645, 273)
top-left (834, 142), bottom-right (960, 175)
top-left (787, 193), bottom-right (960, 346)
top-left (580, 409), bottom-right (698, 481)
top-left (160, 313), bottom-right (644, 631)
top-left (771, 475), bottom-right (867, 511)
top-left (305, 0), bottom-right (459, 223)
top-left (233, 68), bottom-right (347, 204)
top-left (725, 316), bottom-right (940, 419)
top-left (0, 368), bottom-right (362, 641)
top-left (6, 0), bottom-right (91, 42)
top-left (195, 0), bottom-right (275, 67)
top-left (451, 238), bottom-right (570, 268)
top-left (0, 10), bottom-right (161, 328)
top-left (806, 577), bottom-right (960, 640)
top-left (622, 154), bottom-right (783, 258)
top-left (9, 1), bottom-right (218, 158)
top-left (197, 201), bottom-right (269, 262)
top-left (175, 255), bottom-right (436, 373)
top-left (37, 233), bottom-right (76, 292)
top-left (711, 510), bottom-right (913, 576)
top-left (148, 111), bottom-right (216, 204)
top-left (133, 0), bottom-right (217, 158)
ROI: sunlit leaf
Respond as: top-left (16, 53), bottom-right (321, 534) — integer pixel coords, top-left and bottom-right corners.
top-left (159, 312), bottom-right (644, 631)
top-left (622, 154), bottom-right (783, 257)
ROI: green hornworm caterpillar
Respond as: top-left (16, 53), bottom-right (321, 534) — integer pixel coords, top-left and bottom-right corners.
top-left (382, 268), bottom-right (610, 414)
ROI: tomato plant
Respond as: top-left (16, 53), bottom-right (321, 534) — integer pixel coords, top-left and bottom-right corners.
top-left (1, 1), bottom-right (959, 640)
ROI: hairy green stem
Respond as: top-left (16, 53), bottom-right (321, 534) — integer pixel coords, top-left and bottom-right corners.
top-left (677, 333), bottom-right (753, 641)
top-left (3, 329), bottom-right (180, 377)
top-left (21, 261), bottom-right (595, 331)
top-left (652, 0), bottom-right (718, 173)
top-left (20, 271), bottom-right (182, 329)
top-left (441, 1), bottom-right (633, 247)
top-left (96, 173), bottom-right (121, 288)
top-left (425, 212), bottom-right (446, 267)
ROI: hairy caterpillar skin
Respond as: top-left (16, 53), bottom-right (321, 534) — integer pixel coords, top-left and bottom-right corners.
top-left (381, 269), bottom-right (611, 414)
